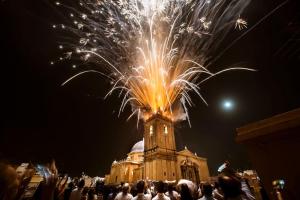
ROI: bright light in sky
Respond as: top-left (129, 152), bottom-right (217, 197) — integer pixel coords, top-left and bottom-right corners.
top-left (222, 100), bottom-right (234, 110)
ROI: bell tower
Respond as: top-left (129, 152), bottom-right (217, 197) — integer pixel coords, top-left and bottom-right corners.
top-left (143, 114), bottom-right (177, 181)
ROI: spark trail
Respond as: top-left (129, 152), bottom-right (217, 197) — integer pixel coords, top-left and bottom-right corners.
top-left (54, 0), bottom-right (254, 124)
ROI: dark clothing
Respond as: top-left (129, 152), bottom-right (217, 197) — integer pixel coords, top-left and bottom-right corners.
top-left (64, 188), bottom-right (73, 200)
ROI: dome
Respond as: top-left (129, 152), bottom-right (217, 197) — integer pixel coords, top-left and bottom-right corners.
top-left (130, 139), bottom-right (144, 153)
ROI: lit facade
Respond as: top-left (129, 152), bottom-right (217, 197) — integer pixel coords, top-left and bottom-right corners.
top-left (105, 114), bottom-right (210, 185)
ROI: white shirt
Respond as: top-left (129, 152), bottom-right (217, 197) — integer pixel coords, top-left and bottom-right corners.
top-left (115, 192), bottom-right (133, 200)
top-left (241, 180), bottom-right (255, 200)
top-left (199, 196), bottom-right (216, 200)
top-left (212, 189), bottom-right (223, 200)
top-left (165, 191), bottom-right (180, 200)
top-left (69, 188), bottom-right (83, 200)
top-left (132, 193), bottom-right (152, 200)
top-left (153, 193), bottom-right (170, 200)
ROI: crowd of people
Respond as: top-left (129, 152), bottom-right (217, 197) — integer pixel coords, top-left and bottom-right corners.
top-left (0, 160), bottom-right (260, 200)
top-left (59, 177), bottom-right (255, 200)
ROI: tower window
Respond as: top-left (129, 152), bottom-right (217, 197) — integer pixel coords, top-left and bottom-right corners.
top-left (164, 172), bottom-right (166, 176)
top-left (150, 125), bottom-right (153, 135)
top-left (164, 125), bottom-right (168, 134)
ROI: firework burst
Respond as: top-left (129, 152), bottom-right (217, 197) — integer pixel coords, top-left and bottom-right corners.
top-left (235, 17), bottom-right (248, 30)
top-left (53, 0), bottom-right (254, 124)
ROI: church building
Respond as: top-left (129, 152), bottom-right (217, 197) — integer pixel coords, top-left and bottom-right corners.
top-left (105, 114), bottom-right (210, 184)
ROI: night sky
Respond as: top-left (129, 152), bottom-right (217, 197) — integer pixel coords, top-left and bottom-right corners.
top-left (1, 0), bottom-right (299, 177)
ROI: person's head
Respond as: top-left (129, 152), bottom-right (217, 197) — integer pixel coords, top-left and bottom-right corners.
top-left (225, 161), bottom-right (230, 167)
top-left (218, 175), bottom-right (242, 198)
top-left (82, 187), bottom-right (89, 195)
top-left (78, 179), bottom-right (85, 189)
top-left (214, 182), bottom-right (219, 189)
top-left (156, 181), bottom-right (164, 193)
top-left (68, 181), bottom-right (75, 189)
top-left (136, 180), bottom-right (145, 193)
top-left (122, 183), bottom-right (130, 194)
top-left (116, 185), bottom-right (122, 193)
top-left (73, 177), bottom-right (79, 186)
top-left (168, 184), bottom-right (174, 192)
top-left (180, 184), bottom-right (193, 200)
top-left (0, 163), bottom-right (20, 200)
top-left (88, 188), bottom-right (95, 200)
top-left (202, 183), bottom-right (213, 197)
top-left (95, 180), bottom-right (104, 193)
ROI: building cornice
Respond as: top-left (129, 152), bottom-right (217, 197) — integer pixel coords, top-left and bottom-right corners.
top-left (144, 113), bottom-right (172, 123)
top-left (236, 107), bottom-right (300, 143)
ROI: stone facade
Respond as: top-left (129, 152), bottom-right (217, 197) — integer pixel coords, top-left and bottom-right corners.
top-left (105, 114), bottom-right (210, 185)
top-left (236, 108), bottom-right (300, 199)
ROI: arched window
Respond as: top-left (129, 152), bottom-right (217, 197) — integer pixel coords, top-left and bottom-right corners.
top-left (150, 125), bottom-right (153, 135)
top-left (164, 125), bottom-right (168, 134)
